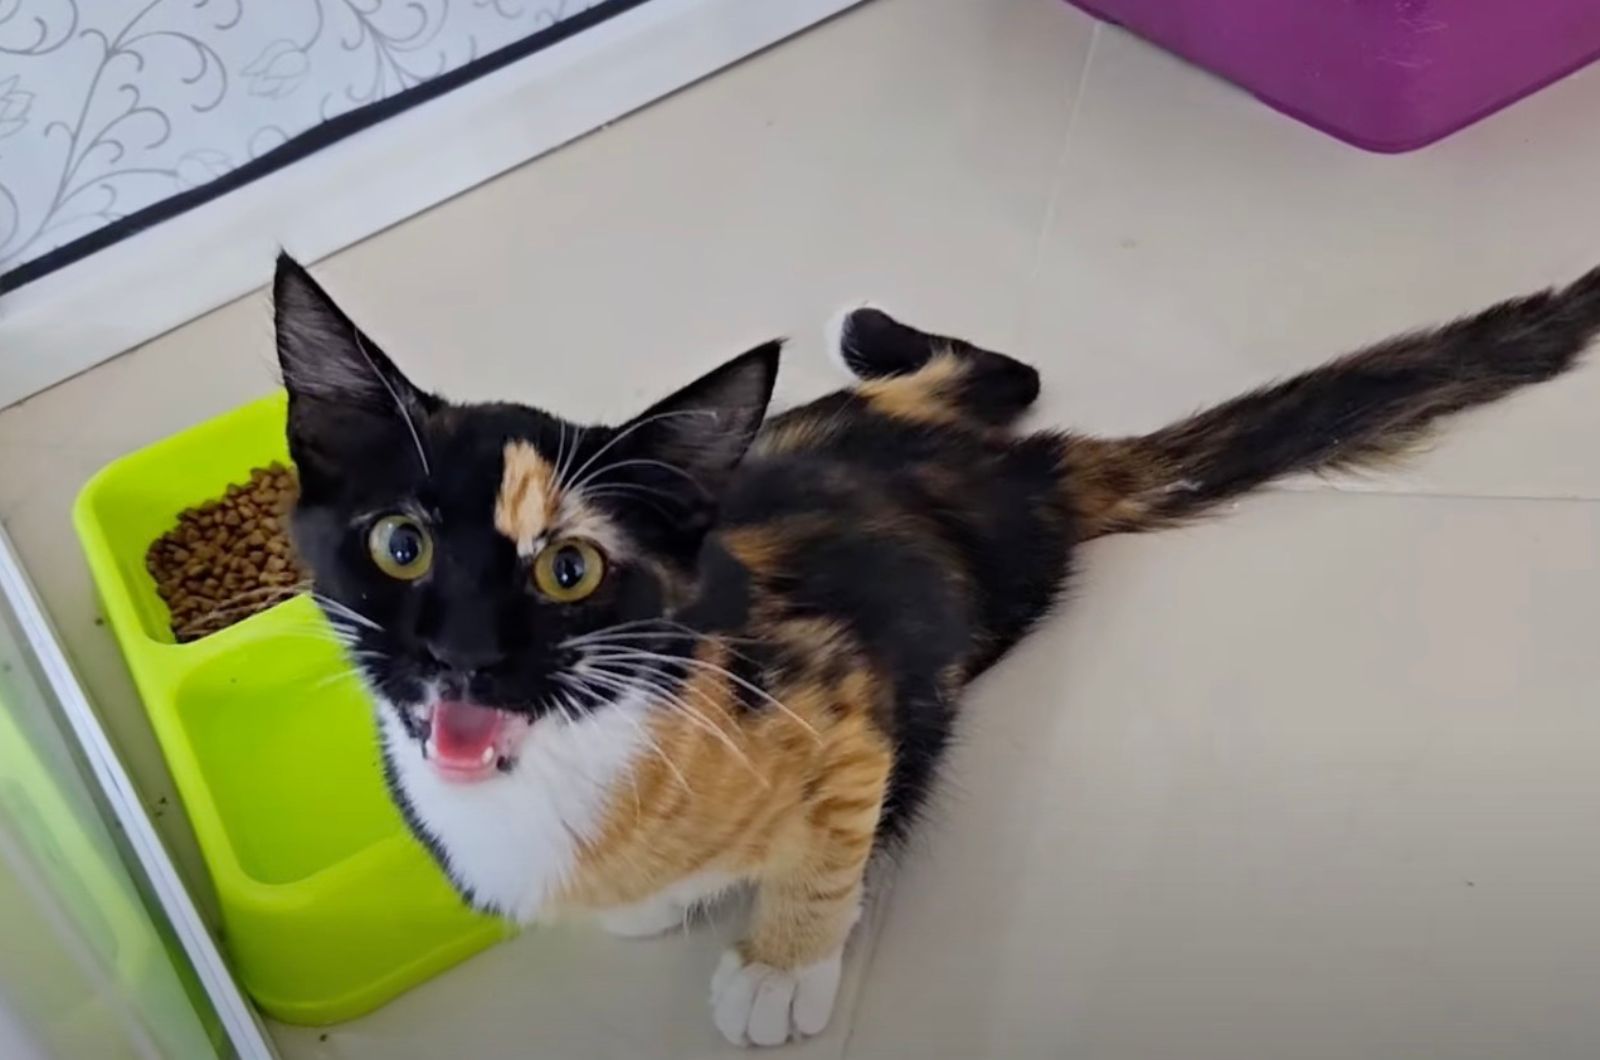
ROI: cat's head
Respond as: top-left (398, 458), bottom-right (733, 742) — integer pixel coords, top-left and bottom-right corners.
top-left (273, 255), bottom-right (778, 782)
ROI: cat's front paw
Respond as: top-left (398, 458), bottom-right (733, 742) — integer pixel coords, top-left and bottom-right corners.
top-left (710, 948), bottom-right (844, 1047)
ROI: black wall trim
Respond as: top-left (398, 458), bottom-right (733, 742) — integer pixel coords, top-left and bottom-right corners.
top-left (0, 0), bottom-right (654, 295)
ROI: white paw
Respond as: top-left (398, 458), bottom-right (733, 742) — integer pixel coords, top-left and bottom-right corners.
top-left (710, 948), bottom-right (844, 1047)
top-left (597, 896), bottom-right (686, 939)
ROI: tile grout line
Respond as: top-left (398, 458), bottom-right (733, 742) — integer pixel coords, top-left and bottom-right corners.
top-left (1267, 481), bottom-right (1600, 505)
top-left (1012, 19), bottom-right (1101, 345)
top-left (836, 879), bottom-right (897, 1060)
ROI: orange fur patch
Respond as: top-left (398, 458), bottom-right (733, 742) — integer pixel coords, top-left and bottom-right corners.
top-left (495, 440), bottom-right (626, 556)
top-left (495, 442), bottom-right (558, 545)
top-left (722, 525), bottom-right (794, 576)
top-left (555, 634), bottom-right (890, 968)
top-left (1057, 435), bottom-right (1169, 539)
top-left (753, 413), bottom-right (837, 456)
top-left (856, 349), bottom-right (970, 426)
top-left (721, 518), bottom-right (830, 577)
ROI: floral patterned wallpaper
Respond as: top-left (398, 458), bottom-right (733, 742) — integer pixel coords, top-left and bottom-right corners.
top-left (0, 0), bottom-right (615, 283)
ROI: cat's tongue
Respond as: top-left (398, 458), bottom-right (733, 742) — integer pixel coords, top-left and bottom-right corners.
top-left (428, 700), bottom-right (507, 781)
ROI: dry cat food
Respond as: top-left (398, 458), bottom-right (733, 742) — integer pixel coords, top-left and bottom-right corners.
top-left (146, 464), bottom-right (308, 642)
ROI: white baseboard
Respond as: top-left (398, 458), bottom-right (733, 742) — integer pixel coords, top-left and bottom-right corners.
top-left (0, 0), bottom-right (864, 410)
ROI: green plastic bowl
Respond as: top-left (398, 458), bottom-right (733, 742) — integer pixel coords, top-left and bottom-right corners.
top-left (73, 392), bottom-right (512, 1025)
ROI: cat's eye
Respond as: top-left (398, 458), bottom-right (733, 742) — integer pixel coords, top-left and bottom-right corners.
top-left (532, 539), bottom-right (605, 602)
top-left (368, 514), bottom-right (433, 581)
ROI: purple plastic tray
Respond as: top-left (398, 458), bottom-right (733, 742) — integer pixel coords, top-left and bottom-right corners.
top-left (1069, 0), bottom-right (1600, 153)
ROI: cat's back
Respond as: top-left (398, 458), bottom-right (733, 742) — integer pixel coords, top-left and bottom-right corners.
top-left (710, 441), bottom-right (976, 691)
top-left (710, 403), bottom-right (1073, 688)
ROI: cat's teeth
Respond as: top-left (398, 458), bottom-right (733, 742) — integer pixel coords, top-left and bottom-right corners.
top-left (480, 746), bottom-right (496, 766)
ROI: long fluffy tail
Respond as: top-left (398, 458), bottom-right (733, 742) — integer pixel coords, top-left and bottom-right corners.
top-left (1061, 265), bottom-right (1600, 538)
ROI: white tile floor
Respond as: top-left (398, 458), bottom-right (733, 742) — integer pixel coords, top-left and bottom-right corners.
top-left (4, 0), bottom-right (1600, 1057)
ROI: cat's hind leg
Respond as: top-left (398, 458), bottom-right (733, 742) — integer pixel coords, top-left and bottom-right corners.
top-left (827, 305), bottom-right (1040, 428)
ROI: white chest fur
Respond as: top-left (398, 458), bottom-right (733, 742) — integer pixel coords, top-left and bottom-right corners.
top-left (376, 695), bottom-right (650, 923)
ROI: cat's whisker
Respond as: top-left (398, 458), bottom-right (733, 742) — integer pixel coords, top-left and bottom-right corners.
top-left (561, 408), bottom-right (715, 495)
top-left (554, 420), bottom-right (574, 492)
top-left (564, 628), bottom-right (759, 653)
top-left (553, 420), bottom-right (569, 497)
top-left (169, 587), bottom-right (321, 640)
top-left (561, 630), bottom-right (686, 652)
top-left (551, 420), bottom-right (580, 522)
top-left (547, 687), bottom-right (579, 727)
top-left (171, 580), bottom-right (308, 615)
top-left (292, 642), bottom-right (385, 694)
top-left (510, 690), bottom-right (586, 787)
top-left (615, 711), bottom-right (694, 798)
top-left (561, 615), bottom-right (709, 637)
top-left (579, 481), bottom-right (683, 505)
top-left (557, 689), bottom-right (642, 806)
top-left (578, 485), bottom-right (682, 520)
top-left (566, 634), bottom-right (763, 673)
top-left (352, 328), bottom-right (431, 476)
top-left (311, 593), bottom-right (384, 632)
top-left (560, 421), bottom-right (589, 499)
top-left (250, 617), bottom-right (363, 647)
top-left (580, 647), bottom-right (820, 742)
top-left (247, 622), bottom-right (339, 636)
top-left (561, 693), bottom-right (584, 728)
top-left (571, 457), bottom-right (703, 498)
top-left (275, 615), bottom-right (359, 636)
top-left (562, 620), bottom-right (760, 652)
top-left (563, 635), bottom-right (682, 652)
top-left (311, 667), bottom-right (367, 692)
top-left (312, 603), bottom-right (378, 635)
top-left (554, 673), bottom-right (694, 796)
top-left (576, 661), bottom-right (765, 784)
top-left (203, 579), bottom-right (313, 603)
top-left (619, 714), bottom-right (646, 822)
top-left (205, 618), bottom-right (347, 641)
top-left (586, 653), bottom-right (752, 738)
top-left (220, 629), bottom-right (358, 652)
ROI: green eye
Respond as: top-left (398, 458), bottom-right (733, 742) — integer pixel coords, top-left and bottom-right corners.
top-left (368, 514), bottom-right (433, 580)
top-left (533, 539), bottom-right (605, 602)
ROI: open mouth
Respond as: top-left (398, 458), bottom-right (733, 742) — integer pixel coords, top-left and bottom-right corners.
top-left (422, 699), bottom-right (530, 782)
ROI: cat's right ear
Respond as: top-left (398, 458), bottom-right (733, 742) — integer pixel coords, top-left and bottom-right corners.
top-left (273, 254), bottom-right (436, 495)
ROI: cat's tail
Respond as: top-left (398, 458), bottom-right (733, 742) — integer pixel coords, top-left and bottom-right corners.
top-left (1062, 265), bottom-right (1600, 539)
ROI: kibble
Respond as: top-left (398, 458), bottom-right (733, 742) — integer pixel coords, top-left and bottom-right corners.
top-left (146, 464), bottom-right (309, 642)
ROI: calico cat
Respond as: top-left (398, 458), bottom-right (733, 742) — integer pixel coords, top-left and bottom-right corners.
top-left (274, 254), bottom-right (1599, 1047)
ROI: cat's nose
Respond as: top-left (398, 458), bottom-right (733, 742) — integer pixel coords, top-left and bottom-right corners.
top-left (422, 638), bottom-right (505, 674)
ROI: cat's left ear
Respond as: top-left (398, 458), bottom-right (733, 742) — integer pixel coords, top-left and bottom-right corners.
top-left (611, 341), bottom-right (781, 503)
top-left (273, 254), bottom-right (437, 496)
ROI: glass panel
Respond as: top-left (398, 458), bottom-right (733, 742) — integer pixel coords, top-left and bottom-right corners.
top-left (0, 565), bottom-right (225, 1058)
